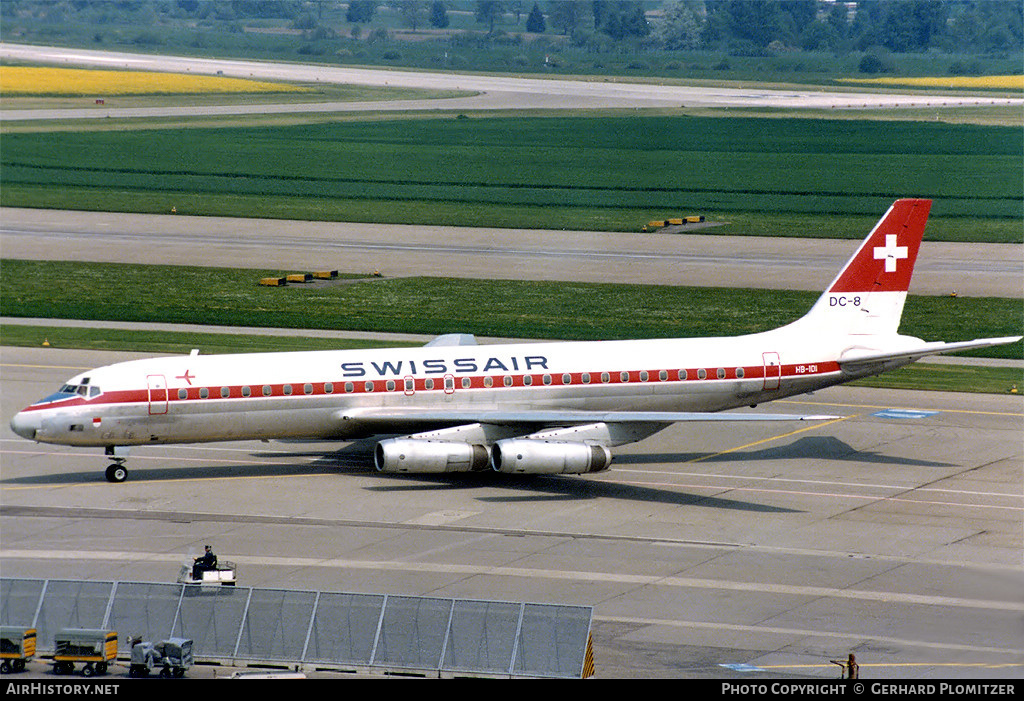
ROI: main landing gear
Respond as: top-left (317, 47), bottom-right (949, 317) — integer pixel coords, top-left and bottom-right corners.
top-left (104, 446), bottom-right (129, 483)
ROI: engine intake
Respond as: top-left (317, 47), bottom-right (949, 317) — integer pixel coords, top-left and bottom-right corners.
top-left (490, 440), bottom-right (612, 474)
top-left (374, 439), bottom-right (490, 473)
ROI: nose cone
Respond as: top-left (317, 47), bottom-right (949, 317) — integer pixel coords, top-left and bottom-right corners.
top-left (10, 411), bottom-right (40, 441)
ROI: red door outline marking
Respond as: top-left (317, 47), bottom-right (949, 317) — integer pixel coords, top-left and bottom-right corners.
top-left (762, 352), bottom-right (781, 390)
top-left (147, 374), bottom-right (169, 415)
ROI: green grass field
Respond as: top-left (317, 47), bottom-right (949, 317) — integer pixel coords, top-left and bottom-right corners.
top-left (2, 115), bottom-right (1020, 241)
top-left (2, 259), bottom-right (1020, 360)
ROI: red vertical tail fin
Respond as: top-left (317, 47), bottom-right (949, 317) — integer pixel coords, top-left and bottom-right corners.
top-left (800, 199), bottom-right (932, 337)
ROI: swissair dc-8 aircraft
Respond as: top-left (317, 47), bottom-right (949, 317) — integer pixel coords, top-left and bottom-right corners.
top-left (10, 199), bottom-right (1020, 483)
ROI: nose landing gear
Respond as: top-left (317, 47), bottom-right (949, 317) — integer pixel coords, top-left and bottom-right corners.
top-left (104, 446), bottom-right (129, 483)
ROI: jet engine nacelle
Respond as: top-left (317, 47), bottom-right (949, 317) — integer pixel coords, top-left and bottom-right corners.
top-left (490, 440), bottom-right (612, 475)
top-left (374, 439), bottom-right (490, 473)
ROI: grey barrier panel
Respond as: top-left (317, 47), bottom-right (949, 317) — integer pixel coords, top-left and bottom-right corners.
top-left (513, 603), bottom-right (592, 678)
top-left (0, 580), bottom-right (592, 677)
top-left (235, 588), bottom-right (317, 662)
top-left (372, 595), bottom-right (454, 670)
top-left (0, 579), bottom-right (45, 626)
top-left (304, 591), bottom-right (384, 666)
top-left (108, 582), bottom-right (183, 653)
top-left (36, 580), bottom-right (115, 649)
top-left (173, 586), bottom-right (250, 658)
top-left (441, 599), bottom-right (521, 675)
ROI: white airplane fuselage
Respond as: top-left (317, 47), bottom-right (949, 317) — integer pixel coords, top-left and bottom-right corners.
top-left (13, 330), bottom-right (858, 448)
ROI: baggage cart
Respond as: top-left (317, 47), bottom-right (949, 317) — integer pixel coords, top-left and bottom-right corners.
top-left (52, 629), bottom-right (116, 676)
top-left (0, 627), bottom-right (35, 673)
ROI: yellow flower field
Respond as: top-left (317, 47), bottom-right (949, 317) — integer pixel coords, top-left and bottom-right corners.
top-left (839, 74), bottom-right (1023, 90)
top-left (0, 66), bottom-right (311, 96)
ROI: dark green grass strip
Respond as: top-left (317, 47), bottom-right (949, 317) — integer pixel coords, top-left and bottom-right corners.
top-left (2, 260), bottom-right (1020, 360)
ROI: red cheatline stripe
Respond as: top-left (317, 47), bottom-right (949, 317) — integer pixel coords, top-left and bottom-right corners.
top-left (21, 362), bottom-right (841, 411)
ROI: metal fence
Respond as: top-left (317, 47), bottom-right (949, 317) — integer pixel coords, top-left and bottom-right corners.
top-left (0, 578), bottom-right (593, 678)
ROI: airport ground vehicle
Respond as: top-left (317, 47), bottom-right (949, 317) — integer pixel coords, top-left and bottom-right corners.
top-left (177, 560), bottom-right (236, 586)
top-left (0, 627), bottom-right (36, 673)
top-left (52, 629), bottom-right (117, 676)
top-left (128, 637), bottom-right (193, 678)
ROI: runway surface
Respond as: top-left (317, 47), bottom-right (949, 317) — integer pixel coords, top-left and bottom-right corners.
top-left (2, 43), bottom-right (1022, 122)
top-left (3, 208), bottom-right (1021, 297)
top-left (1, 346), bottom-right (1022, 678)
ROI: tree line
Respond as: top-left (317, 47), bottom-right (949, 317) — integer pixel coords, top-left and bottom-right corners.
top-left (3, 1), bottom-right (1020, 56)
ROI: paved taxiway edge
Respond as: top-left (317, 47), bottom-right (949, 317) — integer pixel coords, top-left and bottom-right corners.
top-left (3, 347), bottom-right (1022, 678)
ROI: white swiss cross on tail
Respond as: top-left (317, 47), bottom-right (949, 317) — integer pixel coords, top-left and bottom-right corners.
top-left (826, 198), bottom-right (930, 295)
top-left (873, 234), bottom-right (909, 273)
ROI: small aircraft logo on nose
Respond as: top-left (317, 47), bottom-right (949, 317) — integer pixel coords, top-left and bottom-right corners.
top-left (176, 370), bottom-right (195, 385)
top-left (873, 234), bottom-right (908, 273)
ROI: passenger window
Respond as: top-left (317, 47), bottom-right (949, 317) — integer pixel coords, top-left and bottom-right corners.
top-left (736, 368), bottom-right (745, 379)
top-left (304, 383), bottom-right (313, 395)
top-left (220, 387), bottom-right (230, 398)
top-left (178, 389), bottom-right (187, 400)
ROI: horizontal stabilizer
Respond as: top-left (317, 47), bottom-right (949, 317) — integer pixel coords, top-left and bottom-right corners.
top-left (338, 409), bottom-right (841, 425)
top-left (839, 336), bottom-right (1022, 370)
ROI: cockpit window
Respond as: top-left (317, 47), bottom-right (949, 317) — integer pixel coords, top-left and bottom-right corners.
top-left (57, 383), bottom-right (101, 399)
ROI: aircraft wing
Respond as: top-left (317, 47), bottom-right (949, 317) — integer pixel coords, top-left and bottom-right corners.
top-left (337, 409), bottom-right (840, 425)
top-left (839, 336), bottom-right (1022, 370)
